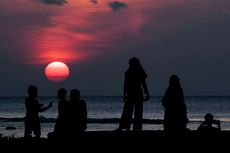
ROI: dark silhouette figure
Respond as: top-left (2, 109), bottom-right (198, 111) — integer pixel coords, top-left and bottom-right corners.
top-left (53, 88), bottom-right (69, 138)
top-left (24, 85), bottom-right (52, 138)
top-left (68, 89), bottom-right (87, 134)
top-left (162, 75), bottom-right (188, 132)
top-left (198, 113), bottom-right (221, 132)
top-left (117, 57), bottom-right (149, 131)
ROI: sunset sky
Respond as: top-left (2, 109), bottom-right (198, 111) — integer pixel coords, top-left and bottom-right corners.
top-left (0, 0), bottom-right (230, 96)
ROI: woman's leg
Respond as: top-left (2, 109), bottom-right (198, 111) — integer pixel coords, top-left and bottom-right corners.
top-left (119, 102), bottom-right (134, 130)
top-left (133, 101), bottom-right (143, 131)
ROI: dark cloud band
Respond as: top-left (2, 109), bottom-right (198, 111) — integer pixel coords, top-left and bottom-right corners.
top-left (109, 1), bottom-right (127, 12)
top-left (33, 0), bottom-right (67, 5)
top-left (90, 0), bottom-right (98, 4)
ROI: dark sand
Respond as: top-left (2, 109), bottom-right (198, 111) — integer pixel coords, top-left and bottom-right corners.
top-left (0, 130), bottom-right (229, 148)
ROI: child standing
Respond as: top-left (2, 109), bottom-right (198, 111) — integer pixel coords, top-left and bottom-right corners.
top-left (24, 85), bottom-right (52, 138)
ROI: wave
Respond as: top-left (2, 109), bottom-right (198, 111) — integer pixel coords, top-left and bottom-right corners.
top-left (0, 117), bottom-right (229, 124)
top-left (0, 117), bottom-right (163, 124)
top-left (88, 118), bottom-right (164, 124)
top-left (0, 117), bottom-right (56, 123)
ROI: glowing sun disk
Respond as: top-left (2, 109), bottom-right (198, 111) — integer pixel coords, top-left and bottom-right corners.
top-left (45, 61), bottom-right (70, 82)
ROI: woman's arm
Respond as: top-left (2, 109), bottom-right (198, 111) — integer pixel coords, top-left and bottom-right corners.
top-left (123, 77), bottom-right (127, 102)
top-left (142, 80), bottom-right (149, 101)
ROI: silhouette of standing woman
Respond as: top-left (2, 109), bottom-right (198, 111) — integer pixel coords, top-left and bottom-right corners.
top-left (162, 75), bottom-right (188, 132)
top-left (117, 57), bottom-right (149, 131)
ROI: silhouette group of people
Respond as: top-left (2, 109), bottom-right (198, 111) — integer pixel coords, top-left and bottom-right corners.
top-left (52, 88), bottom-right (87, 138)
top-left (25, 86), bottom-right (87, 139)
top-left (24, 57), bottom-right (221, 138)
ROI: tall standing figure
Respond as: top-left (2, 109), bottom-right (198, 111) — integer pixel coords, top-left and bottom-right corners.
top-left (117, 57), bottom-right (149, 131)
top-left (162, 75), bottom-right (188, 132)
top-left (24, 85), bottom-right (52, 138)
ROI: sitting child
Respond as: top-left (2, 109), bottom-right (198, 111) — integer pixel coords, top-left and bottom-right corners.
top-left (198, 113), bottom-right (221, 132)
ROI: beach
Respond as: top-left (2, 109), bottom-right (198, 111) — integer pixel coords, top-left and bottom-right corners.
top-left (1, 96), bottom-right (230, 138)
top-left (0, 130), bottom-right (229, 151)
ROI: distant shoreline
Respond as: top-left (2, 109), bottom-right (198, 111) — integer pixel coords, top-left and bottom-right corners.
top-left (0, 117), bottom-right (208, 124)
top-left (1, 95), bottom-right (230, 98)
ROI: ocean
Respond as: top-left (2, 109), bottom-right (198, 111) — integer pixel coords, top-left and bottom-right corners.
top-left (0, 96), bottom-right (230, 138)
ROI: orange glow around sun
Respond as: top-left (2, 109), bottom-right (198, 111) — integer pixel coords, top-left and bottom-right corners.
top-left (45, 61), bottom-right (70, 82)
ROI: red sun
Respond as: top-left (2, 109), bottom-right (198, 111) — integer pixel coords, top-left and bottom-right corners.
top-left (45, 61), bottom-right (70, 82)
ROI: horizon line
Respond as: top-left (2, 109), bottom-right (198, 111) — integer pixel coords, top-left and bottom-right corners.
top-left (1, 95), bottom-right (230, 97)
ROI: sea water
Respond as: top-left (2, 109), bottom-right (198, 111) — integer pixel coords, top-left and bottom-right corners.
top-left (0, 96), bottom-right (230, 138)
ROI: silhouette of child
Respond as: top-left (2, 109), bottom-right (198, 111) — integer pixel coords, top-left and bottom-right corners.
top-left (198, 113), bottom-right (221, 132)
top-left (53, 88), bottom-right (69, 138)
top-left (24, 85), bottom-right (52, 138)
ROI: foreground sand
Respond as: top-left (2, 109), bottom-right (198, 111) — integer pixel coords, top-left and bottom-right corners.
top-left (0, 130), bottom-right (229, 147)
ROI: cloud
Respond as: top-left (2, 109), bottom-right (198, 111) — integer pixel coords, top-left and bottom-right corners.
top-left (34, 0), bottom-right (67, 5)
top-left (90, 0), bottom-right (98, 4)
top-left (108, 1), bottom-right (127, 12)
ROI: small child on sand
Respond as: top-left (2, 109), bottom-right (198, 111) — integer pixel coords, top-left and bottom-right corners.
top-left (198, 113), bottom-right (221, 132)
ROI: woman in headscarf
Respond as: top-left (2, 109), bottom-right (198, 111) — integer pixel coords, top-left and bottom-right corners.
top-left (162, 74), bottom-right (188, 132)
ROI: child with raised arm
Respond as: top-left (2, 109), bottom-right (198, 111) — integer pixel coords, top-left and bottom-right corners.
top-left (24, 85), bottom-right (52, 139)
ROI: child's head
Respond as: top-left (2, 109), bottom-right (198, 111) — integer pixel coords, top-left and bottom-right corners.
top-left (27, 85), bottom-right (38, 98)
top-left (204, 113), bottom-right (214, 126)
top-left (57, 88), bottom-right (67, 100)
